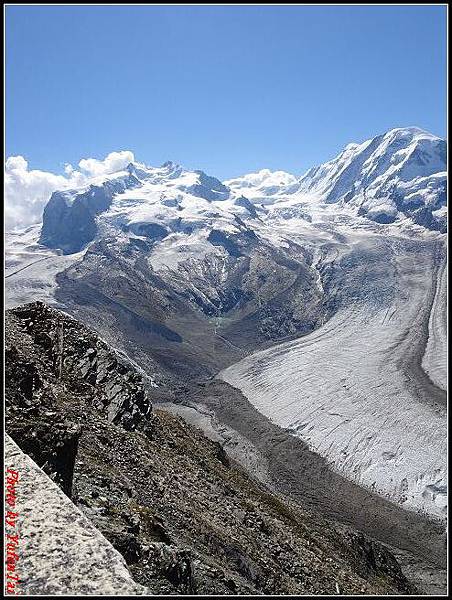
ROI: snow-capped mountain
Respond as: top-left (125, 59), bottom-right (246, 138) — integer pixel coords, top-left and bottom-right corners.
top-left (227, 127), bottom-right (447, 231)
top-left (297, 127), bottom-right (446, 227)
top-left (4, 126), bottom-right (447, 524)
top-left (36, 127), bottom-right (446, 258)
top-left (39, 160), bottom-right (257, 255)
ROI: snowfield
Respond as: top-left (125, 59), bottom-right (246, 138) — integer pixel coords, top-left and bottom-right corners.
top-left (5, 225), bottom-right (87, 309)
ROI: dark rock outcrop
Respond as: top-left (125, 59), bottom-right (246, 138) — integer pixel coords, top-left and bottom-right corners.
top-left (8, 302), bottom-right (154, 432)
top-left (187, 171), bottom-right (230, 201)
top-left (234, 195), bottom-right (259, 218)
top-left (6, 302), bottom-right (155, 501)
top-left (39, 175), bottom-right (140, 254)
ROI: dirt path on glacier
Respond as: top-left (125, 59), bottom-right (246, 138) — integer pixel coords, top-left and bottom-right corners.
top-left (396, 240), bottom-right (447, 411)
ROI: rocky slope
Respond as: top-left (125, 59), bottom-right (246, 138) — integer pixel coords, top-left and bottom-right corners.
top-left (5, 302), bottom-right (415, 595)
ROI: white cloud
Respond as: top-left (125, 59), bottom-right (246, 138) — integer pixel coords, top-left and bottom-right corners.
top-left (78, 150), bottom-right (135, 177)
top-left (4, 150), bottom-right (135, 231)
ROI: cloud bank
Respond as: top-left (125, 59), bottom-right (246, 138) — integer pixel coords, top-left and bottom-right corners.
top-left (5, 150), bottom-right (135, 230)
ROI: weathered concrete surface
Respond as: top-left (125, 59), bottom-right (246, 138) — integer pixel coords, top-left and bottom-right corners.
top-left (4, 435), bottom-right (148, 596)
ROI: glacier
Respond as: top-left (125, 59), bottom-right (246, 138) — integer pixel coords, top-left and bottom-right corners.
top-left (219, 230), bottom-right (447, 521)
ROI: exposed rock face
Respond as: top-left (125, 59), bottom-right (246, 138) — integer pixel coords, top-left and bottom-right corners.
top-left (7, 302), bottom-right (154, 431)
top-left (5, 302), bottom-right (155, 499)
top-left (345, 532), bottom-right (412, 591)
top-left (5, 435), bottom-right (149, 595)
top-left (187, 170), bottom-right (230, 201)
top-left (39, 175), bottom-right (140, 254)
top-left (5, 302), bottom-right (415, 595)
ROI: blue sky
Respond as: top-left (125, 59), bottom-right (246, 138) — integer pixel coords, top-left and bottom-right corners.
top-left (5, 4), bottom-right (447, 179)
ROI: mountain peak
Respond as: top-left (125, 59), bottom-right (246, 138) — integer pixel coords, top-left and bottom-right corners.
top-left (161, 160), bottom-right (182, 172)
top-left (382, 126), bottom-right (442, 142)
top-left (386, 125), bottom-right (435, 134)
top-left (294, 126), bottom-right (446, 229)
